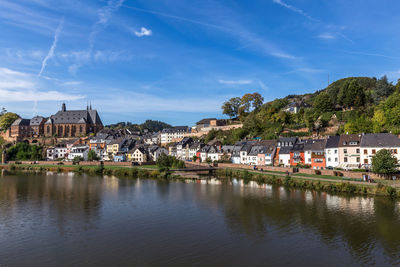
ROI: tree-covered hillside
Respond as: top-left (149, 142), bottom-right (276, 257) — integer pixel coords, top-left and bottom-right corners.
top-left (211, 76), bottom-right (400, 144)
top-left (105, 120), bottom-right (172, 133)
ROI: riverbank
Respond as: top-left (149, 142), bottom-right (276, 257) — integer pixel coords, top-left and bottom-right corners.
top-left (1, 163), bottom-right (399, 199)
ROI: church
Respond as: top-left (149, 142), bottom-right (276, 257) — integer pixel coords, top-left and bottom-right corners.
top-left (44, 103), bottom-right (103, 138)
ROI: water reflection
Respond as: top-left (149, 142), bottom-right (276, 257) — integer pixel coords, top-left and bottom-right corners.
top-left (0, 172), bottom-right (399, 266)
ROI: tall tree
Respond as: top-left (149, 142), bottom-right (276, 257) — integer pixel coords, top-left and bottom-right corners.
top-left (221, 97), bottom-right (241, 118)
top-left (314, 92), bottom-right (333, 113)
top-left (0, 112), bottom-right (19, 132)
top-left (372, 149), bottom-right (398, 177)
top-left (373, 75), bottom-right (395, 102)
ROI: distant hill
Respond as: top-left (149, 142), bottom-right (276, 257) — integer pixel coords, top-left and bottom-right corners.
top-left (105, 120), bottom-right (172, 133)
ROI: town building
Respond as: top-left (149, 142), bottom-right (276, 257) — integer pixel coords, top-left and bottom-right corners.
top-left (360, 133), bottom-right (400, 169)
top-left (325, 135), bottom-right (340, 169)
top-left (160, 126), bottom-right (189, 145)
top-left (338, 134), bottom-right (362, 170)
top-left (44, 103), bottom-right (103, 138)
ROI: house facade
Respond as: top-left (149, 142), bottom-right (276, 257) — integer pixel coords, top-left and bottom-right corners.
top-left (325, 135), bottom-right (340, 168)
top-left (360, 133), bottom-right (400, 169)
top-left (338, 134), bottom-right (361, 170)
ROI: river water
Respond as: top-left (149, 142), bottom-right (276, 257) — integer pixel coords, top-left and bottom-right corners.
top-left (0, 171), bottom-right (399, 266)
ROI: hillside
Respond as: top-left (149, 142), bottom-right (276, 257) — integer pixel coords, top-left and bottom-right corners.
top-left (211, 76), bottom-right (400, 144)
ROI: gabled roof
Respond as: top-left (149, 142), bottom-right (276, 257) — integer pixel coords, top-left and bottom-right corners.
top-left (240, 143), bottom-right (253, 153)
top-left (11, 118), bottom-right (30, 126)
top-left (325, 135), bottom-right (340, 149)
top-left (30, 116), bottom-right (45, 126)
top-left (248, 145), bottom-right (264, 156)
top-left (360, 133), bottom-right (400, 147)
top-left (279, 146), bottom-right (291, 155)
top-left (339, 134), bottom-right (361, 147)
top-left (291, 142), bottom-right (305, 152)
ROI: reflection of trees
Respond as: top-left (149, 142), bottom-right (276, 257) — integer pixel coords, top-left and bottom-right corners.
top-left (0, 172), bottom-right (105, 233)
top-left (191, 182), bottom-right (400, 264)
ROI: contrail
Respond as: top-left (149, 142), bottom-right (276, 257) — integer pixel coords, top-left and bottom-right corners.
top-left (38, 17), bottom-right (64, 77)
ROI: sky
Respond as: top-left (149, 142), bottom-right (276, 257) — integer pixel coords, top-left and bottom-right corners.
top-left (1, 0), bottom-right (400, 126)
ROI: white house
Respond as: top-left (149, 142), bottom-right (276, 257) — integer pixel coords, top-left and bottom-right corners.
top-left (199, 145), bottom-right (211, 162)
top-left (360, 133), bottom-right (400, 169)
top-left (68, 145), bottom-right (89, 161)
top-left (160, 126), bottom-right (189, 145)
top-left (325, 135), bottom-right (340, 168)
top-left (207, 146), bottom-right (221, 162)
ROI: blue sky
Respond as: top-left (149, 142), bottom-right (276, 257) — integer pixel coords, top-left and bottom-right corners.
top-left (1, 0), bottom-right (400, 126)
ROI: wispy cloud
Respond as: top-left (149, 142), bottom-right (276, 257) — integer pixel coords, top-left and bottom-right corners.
top-left (38, 17), bottom-right (64, 77)
top-left (133, 27), bottom-right (152, 37)
top-left (317, 33), bottom-right (336, 40)
top-left (337, 49), bottom-right (400, 60)
top-left (218, 79), bottom-right (253, 85)
top-left (272, 0), bottom-right (319, 22)
top-left (61, 81), bottom-right (82, 86)
top-left (0, 67), bottom-right (84, 102)
top-left (125, 5), bottom-right (297, 60)
top-left (70, 0), bottom-right (125, 74)
top-left (258, 81), bottom-right (268, 90)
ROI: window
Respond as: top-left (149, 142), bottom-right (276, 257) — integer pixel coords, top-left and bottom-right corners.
top-left (356, 149), bottom-right (360, 154)
top-left (344, 149), bottom-right (348, 154)
top-left (364, 149), bottom-right (367, 154)
top-left (335, 158), bottom-right (338, 162)
top-left (364, 159), bottom-right (368, 164)
top-left (334, 150), bottom-right (337, 154)
top-left (357, 157), bottom-right (360, 163)
top-left (328, 157), bottom-right (331, 162)
top-left (372, 149), bottom-right (376, 154)
top-left (344, 157), bottom-right (348, 162)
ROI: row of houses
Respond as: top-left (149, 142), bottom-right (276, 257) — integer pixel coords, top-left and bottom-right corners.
top-left (168, 133), bottom-right (400, 170)
top-left (46, 130), bottom-right (168, 163)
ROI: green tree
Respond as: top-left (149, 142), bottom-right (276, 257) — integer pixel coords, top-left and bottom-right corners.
top-left (373, 75), bottom-right (395, 102)
top-left (205, 157), bottom-right (212, 164)
top-left (221, 97), bottom-right (241, 118)
top-left (372, 149), bottom-right (398, 178)
top-left (87, 150), bottom-right (100, 161)
top-left (192, 155), bottom-right (198, 162)
top-left (73, 156), bottom-right (84, 165)
top-left (0, 112), bottom-right (19, 131)
top-left (314, 92), bottom-right (333, 113)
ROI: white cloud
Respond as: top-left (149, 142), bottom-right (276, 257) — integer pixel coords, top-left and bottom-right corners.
top-left (133, 27), bottom-right (152, 37)
top-left (317, 33), bottom-right (336, 40)
top-left (272, 0), bottom-right (319, 22)
top-left (0, 68), bottom-right (84, 102)
top-left (125, 5), bottom-right (297, 60)
top-left (61, 81), bottom-right (82, 86)
top-left (218, 79), bottom-right (253, 85)
top-left (38, 17), bottom-right (64, 77)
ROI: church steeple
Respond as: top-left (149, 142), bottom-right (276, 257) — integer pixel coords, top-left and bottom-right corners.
top-left (61, 102), bottom-right (66, 112)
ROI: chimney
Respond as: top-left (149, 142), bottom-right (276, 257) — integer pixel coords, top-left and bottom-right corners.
top-left (61, 102), bottom-right (66, 112)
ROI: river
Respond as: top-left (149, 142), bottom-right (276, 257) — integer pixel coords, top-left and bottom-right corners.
top-left (0, 171), bottom-right (399, 266)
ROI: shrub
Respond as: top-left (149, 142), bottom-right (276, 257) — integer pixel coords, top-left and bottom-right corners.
top-left (314, 170), bottom-right (322, 175)
top-left (386, 186), bottom-right (397, 198)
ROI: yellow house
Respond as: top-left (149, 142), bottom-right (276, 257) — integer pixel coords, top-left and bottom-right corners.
top-left (107, 138), bottom-right (124, 155)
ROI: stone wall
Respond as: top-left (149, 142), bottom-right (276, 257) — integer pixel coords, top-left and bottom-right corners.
top-left (185, 162), bottom-right (385, 180)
